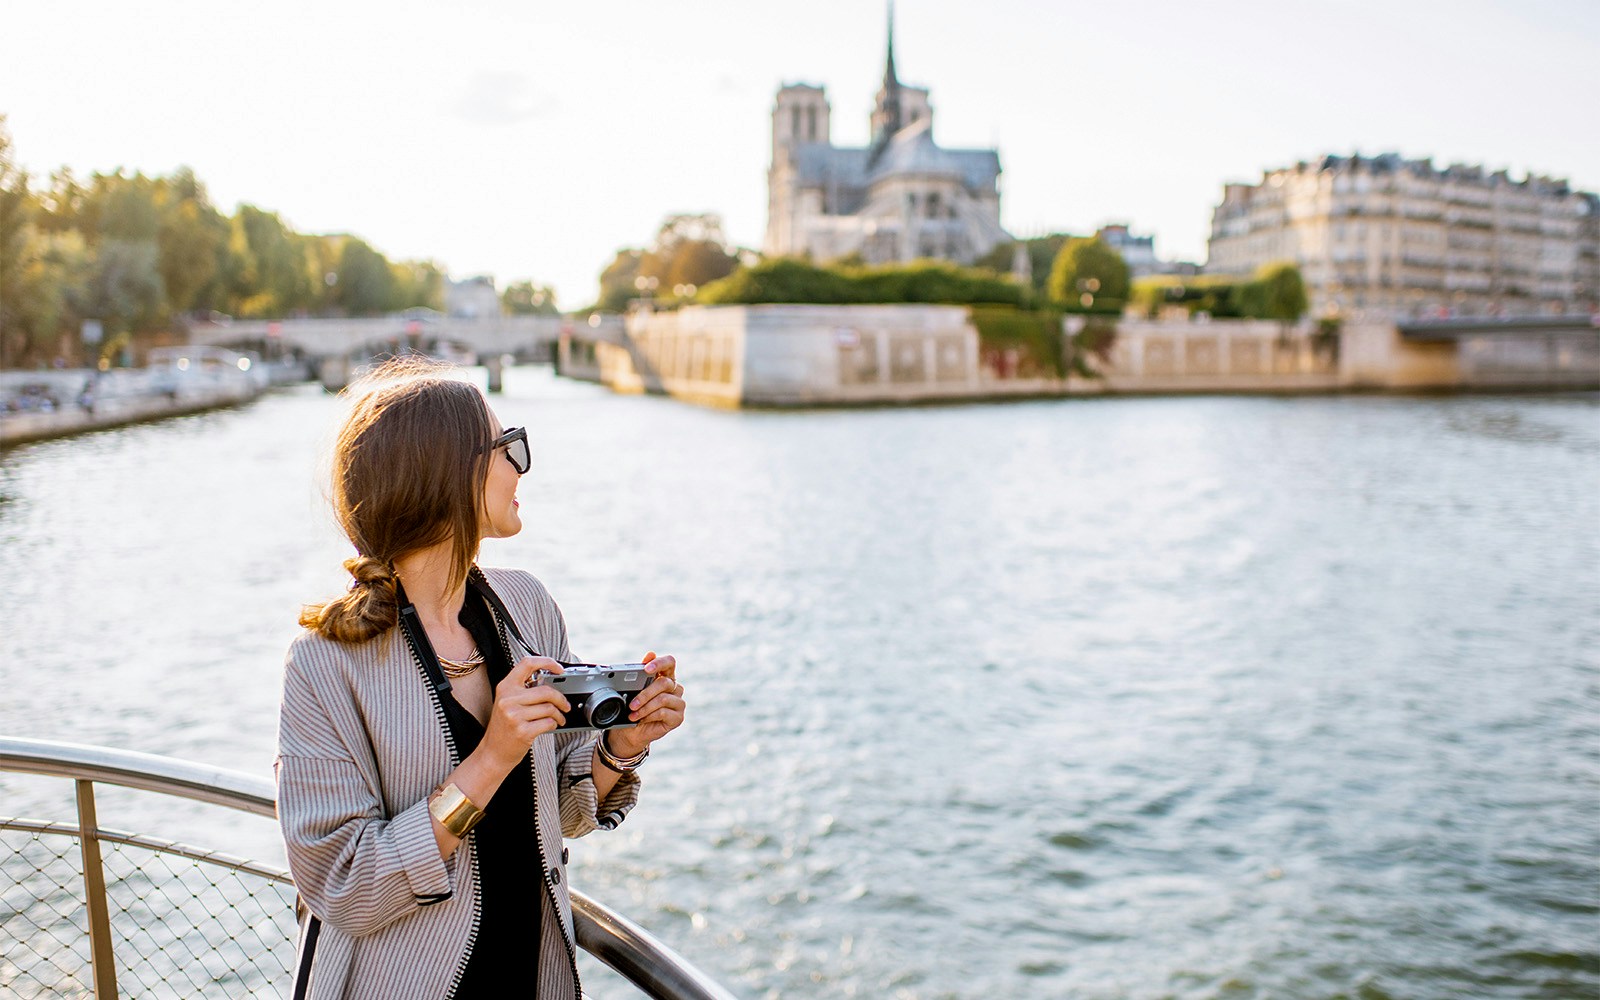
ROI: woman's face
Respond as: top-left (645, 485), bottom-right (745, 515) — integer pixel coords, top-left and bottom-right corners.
top-left (480, 416), bottom-right (525, 541)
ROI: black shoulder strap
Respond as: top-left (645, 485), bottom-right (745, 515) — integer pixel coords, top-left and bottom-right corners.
top-left (292, 912), bottom-right (320, 1000)
top-left (395, 579), bottom-right (453, 697)
top-left (468, 567), bottom-right (545, 660)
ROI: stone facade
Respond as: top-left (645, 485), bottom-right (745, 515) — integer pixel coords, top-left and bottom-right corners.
top-left (560, 306), bottom-right (1598, 406)
top-left (764, 14), bottom-right (1008, 266)
top-left (1207, 153), bottom-right (1600, 320)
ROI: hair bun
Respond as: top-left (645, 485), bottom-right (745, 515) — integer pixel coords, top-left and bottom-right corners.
top-left (344, 555), bottom-right (395, 588)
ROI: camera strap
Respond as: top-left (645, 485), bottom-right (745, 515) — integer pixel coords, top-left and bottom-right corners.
top-left (467, 567), bottom-right (550, 662)
top-left (394, 579), bottom-right (453, 697)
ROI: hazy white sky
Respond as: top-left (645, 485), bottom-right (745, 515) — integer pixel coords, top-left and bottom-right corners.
top-left (4, 0), bottom-right (1596, 309)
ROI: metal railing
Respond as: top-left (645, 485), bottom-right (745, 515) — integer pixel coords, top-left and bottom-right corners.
top-left (1, 736), bottom-right (737, 999)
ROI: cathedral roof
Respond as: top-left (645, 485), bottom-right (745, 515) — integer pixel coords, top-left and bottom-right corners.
top-left (790, 118), bottom-right (1000, 196)
top-left (867, 117), bottom-right (998, 188)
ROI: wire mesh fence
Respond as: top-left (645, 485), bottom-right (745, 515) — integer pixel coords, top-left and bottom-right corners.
top-left (1, 824), bottom-right (297, 998)
top-left (0, 829), bottom-right (92, 999)
top-left (1, 738), bottom-right (735, 1000)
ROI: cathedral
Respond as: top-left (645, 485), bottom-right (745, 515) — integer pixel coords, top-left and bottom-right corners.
top-left (764, 13), bottom-right (1010, 266)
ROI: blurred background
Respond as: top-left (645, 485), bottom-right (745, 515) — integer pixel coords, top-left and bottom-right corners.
top-left (2, 2), bottom-right (1598, 998)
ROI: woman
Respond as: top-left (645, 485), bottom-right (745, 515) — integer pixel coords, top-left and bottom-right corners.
top-left (277, 358), bottom-right (686, 999)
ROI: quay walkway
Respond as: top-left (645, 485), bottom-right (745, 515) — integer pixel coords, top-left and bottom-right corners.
top-left (0, 348), bottom-right (295, 448)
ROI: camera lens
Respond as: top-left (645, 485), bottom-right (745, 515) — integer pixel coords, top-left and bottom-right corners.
top-left (585, 687), bottom-right (625, 728)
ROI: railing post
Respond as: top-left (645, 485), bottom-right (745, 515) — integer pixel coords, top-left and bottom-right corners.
top-left (74, 779), bottom-right (119, 998)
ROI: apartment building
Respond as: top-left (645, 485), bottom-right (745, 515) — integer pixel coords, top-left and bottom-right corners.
top-left (1208, 153), bottom-right (1599, 319)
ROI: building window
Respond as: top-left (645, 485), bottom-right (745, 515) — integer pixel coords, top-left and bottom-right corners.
top-left (806, 106), bottom-right (817, 140)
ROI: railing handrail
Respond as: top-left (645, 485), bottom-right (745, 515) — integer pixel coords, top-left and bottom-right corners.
top-left (1, 734), bottom-right (741, 1000)
top-left (0, 735), bottom-right (278, 817)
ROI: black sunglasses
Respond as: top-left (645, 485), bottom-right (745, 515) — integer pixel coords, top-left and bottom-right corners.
top-left (488, 427), bottom-right (531, 475)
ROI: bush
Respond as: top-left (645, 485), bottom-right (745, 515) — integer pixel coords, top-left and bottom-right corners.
top-left (1046, 237), bottom-right (1130, 313)
top-left (1129, 264), bottom-right (1307, 322)
top-left (697, 257), bottom-right (1027, 307)
top-left (970, 306), bottom-right (1066, 377)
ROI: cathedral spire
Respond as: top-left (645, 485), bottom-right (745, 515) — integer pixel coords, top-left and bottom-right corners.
top-left (872, 1), bottom-right (903, 147)
top-left (884, 1), bottom-right (899, 91)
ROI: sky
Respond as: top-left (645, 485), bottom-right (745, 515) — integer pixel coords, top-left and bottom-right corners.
top-left (3, 0), bottom-right (1597, 310)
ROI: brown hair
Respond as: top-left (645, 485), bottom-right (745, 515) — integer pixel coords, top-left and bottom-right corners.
top-left (299, 357), bottom-right (497, 643)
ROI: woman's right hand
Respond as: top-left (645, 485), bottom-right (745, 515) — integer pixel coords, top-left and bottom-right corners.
top-left (479, 657), bottom-right (571, 774)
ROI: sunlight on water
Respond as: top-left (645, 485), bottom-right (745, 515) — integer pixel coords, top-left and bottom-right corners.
top-left (2, 370), bottom-right (1597, 998)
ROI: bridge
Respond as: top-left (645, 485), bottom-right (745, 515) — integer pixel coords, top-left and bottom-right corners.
top-left (1398, 314), bottom-right (1600, 341)
top-left (186, 313), bottom-right (584, 390)
top-left (1390, 314), bottom-right (1600, 388)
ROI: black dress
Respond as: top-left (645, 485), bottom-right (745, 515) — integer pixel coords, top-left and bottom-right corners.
top-left (445, 587), bottom-right (546, 993)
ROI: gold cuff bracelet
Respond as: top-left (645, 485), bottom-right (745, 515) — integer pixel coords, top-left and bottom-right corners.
top-left (428, 783), bottom-right (485, 838)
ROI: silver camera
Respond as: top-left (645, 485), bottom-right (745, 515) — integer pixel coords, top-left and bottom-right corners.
top-left (535, 663), bottom-right (649, 730)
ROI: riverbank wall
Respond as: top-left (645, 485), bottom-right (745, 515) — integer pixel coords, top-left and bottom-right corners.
top-left (0, 364), bottom-right (276, 447)
top-left (556, 305), bottom-right (1600, 407)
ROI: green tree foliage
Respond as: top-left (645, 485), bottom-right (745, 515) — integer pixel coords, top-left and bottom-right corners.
top-left (229, 206), bottom-right (312, 317)
top-left (155, 168), bottom-right (229, 314)
top-left (1129, 264), bottom-right (1309, 324)
top-left (83, 239), bottom-right (165, 338)
top-left (595, 214), bottom-right (741, 309)
top-left (391, 259), bottom-right (445, 313)
top-left (697, 257), bottom-right (1027, 306)
top-left (969, 306), bottom-right (1066, 377)
top-left (0, 117), bottom-right (42, 364)
top-left (1130, 275), bottom-right (1249, 318)
top-left (1046, 237), bottom-right (1130, 312)
top-left (597, 249), bottom-right (644, 312)
top-left (331, 237), bottom-right (395, 315)
top-left (645, 214), bottom-right (738, 294)
top-left (975, 233), bottom-right (1072, 298)
top-left (1255, 261), bottom-right (1309, 326)
top-left (501, 280), bottom-right (558, 315)
top-left (0, 122), bottom-right (459, 364)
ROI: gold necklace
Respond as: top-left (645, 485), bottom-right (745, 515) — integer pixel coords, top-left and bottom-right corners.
top-left (437, 648), bottom-right (485, 678)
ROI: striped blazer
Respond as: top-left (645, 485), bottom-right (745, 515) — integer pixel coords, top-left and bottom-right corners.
top-left (276, 567), bottom-right (641, 999)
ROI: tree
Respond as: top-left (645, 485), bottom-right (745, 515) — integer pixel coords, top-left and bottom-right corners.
top-left (501, 279), bottom-right (557, 315)
top-left (81, 238), bottom-right (165, 345)
top-left (1, 122), bottom-right (91, 365)
top-left (1255, 261), bottom-right (1308, 330)
top-left (976, 233), bottom-right (1072, 299)
top-left (596, 249), bottom-right (644, 312)
top-left (642, 213), bottom-right (739, 296)
top-left (154, 168), bottom-right (229, 315)
top-left (1046, 237), bottom-right (1129, 312)
top-left (230, 206), bottom-right (313, 317)
top-left (390, 259), bottom-right (445, 312)
top-left (0, 116), bottom-right (37, 366)
top-left (333, 238), bottom-right (396, 315)
top-left (595, 213), bottom-right (742, 310)
top-left (661, 239), bottom-right (738, 292)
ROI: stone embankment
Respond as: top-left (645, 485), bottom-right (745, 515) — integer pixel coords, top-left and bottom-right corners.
top-left (557, 305), bottom-right (1600, 407)
top-left (0, 354), bottom-right (297, 447)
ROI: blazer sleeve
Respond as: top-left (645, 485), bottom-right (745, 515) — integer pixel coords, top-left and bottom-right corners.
top-left (530, 575), bottom-right (643, 838)
top-left (275, 643), bottom-right (458, 937)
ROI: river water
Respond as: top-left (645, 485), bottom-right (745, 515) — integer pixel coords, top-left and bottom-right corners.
top-left (1, 368), bottom-right (1597, 999)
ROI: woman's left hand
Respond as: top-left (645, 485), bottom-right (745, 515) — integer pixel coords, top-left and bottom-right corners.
top-left (608, 651), bottom-right (685, 755)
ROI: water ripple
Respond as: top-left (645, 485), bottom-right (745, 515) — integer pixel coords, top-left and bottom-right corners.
top-left (1, 377), bottom-right (1596, 998)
